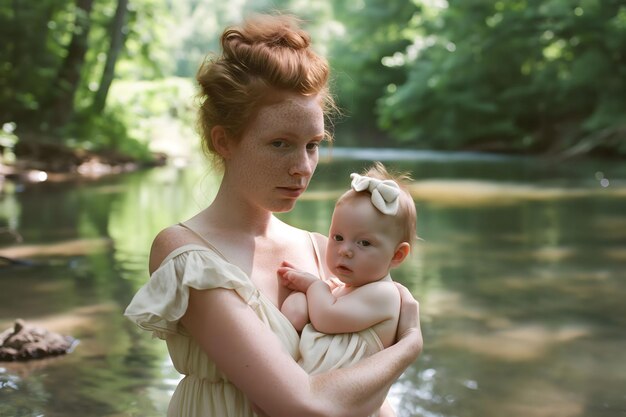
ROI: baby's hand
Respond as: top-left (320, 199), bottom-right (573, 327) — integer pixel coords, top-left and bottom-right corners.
top-left (325, 276), bottom-right (344, 291)
top-left (277, 261), bottom-right (320, 292)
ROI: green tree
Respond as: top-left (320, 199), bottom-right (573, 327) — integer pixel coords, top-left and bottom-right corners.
top-left (329, 0), bottom-right (420, 146)
top-left (0, 0), bottom-right (70, 125)
top-left (378, 0), bottom-right (626, 156)
top-left (92, 0), bottom-right (129, 114)
top-left (0, 0), bottom-right (169, 162)
top-left (46, 0), bottom-right (95, 130)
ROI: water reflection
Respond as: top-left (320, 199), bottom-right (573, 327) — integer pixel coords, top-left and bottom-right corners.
top-left (409, 178), bottom-right (626, 206)
top-left (1, 153), bottom-right (625, 416)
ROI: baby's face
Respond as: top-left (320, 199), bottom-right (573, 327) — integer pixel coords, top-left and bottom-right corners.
top-left (326, 196), bottom-right (403, 287)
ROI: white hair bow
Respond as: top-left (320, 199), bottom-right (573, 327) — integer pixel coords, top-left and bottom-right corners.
top-left (350, 173), bottom-right (400, 215)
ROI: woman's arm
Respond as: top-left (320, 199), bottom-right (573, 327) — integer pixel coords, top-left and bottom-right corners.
top-left (380, 400), bottom-right (397, 417)
top-left (181, 284), bottom-right (422, 417)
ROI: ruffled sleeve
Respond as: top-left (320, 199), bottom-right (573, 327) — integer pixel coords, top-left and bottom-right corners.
top-left (124, 244), bottom-right (255, 339)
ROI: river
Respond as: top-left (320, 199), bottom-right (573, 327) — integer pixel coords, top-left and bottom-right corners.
top-left (1, 149), bottom-right (625, 417)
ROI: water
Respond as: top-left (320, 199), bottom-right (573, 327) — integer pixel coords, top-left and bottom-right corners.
top-left (1, 150), bottom-right (625, 417)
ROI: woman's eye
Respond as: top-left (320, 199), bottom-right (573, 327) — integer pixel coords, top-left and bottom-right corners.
top-left (357, 240), bottom-right (371, 247)
top-left (271, 140), bottom-right (287, 148)
top-left (306, 142), bottom-right (320, 151)
top-left (333, 234), bottom-right (343, 242)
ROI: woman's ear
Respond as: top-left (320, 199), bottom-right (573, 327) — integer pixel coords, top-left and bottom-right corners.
top-left (211, 126), bottom-right (231, 159)
top-left (390, 242), bottom-right (411, 267)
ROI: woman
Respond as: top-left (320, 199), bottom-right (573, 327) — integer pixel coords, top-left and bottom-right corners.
top-left (125, 13), bottom-right (422, 417)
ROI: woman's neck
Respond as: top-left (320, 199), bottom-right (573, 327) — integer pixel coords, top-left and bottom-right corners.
top-left (204, 183), bottom-right (275, 237)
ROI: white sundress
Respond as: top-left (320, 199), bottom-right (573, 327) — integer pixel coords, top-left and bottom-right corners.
top-left (124, 242), bottom-right (303, 417)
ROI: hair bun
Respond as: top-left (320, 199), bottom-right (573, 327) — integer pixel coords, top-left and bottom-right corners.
top-left (265, 25), bottom-right (310, 50)
top-left (222, 14), bottom-right (310, 53)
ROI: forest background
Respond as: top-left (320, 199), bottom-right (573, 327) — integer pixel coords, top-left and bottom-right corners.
top-left (1, 0), bottom-right (625, 173)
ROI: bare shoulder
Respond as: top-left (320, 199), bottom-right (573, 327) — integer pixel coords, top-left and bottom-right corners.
top-left (364, 281), bottom-right (401, 330)
top-left (278, 220), bottom-right (327, 246)
top-left (356, 281), bottom-right (401, 310)
top-left (366, 281), bottom-right (402, 347)
top-left (148, 225), bottom-right (202, 274)
top-left (310, 231), bottom-right (331, 276)
top-left (310, 231), bottom-right (328, 256)
top-left (310, 231), bottom-right (328, 246)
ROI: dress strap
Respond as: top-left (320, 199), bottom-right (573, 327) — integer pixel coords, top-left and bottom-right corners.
top-left (307, 232), bottom-right (326, 280)
top-left (177, 222), bottom-right (230, 262)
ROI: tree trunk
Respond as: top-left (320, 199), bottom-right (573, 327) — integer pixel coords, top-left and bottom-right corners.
top-left (47, 0), bottom-right (95, 130)
top-left (3, 0), bottom-right (56, 123)
top-left (92, 0), bottom-right (129, 114)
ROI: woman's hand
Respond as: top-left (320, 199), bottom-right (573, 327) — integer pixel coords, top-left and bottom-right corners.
top-left (394, 283), bottom-right (423, 356)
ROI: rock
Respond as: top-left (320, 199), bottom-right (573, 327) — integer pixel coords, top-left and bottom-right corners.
top-left (0, 319), bottom-right (77, 361)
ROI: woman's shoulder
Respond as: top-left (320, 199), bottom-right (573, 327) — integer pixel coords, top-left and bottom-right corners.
top-left (274, 218), bottom-right (327, 245)
top-left (309, 230), bottom-right (328, 245)
top-left (149, 224), bottom-right (208, 274)
top-left (308, 231), bottom-right (330, 275)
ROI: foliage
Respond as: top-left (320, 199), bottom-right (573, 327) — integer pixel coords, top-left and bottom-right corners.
top-left (328, 0), bottom-right (420, 146)
top-left (69, 107), bottom-right (153, 161)
top-left (0, 0), bottom-right (70, 125)
top-left (377, 0), bottom-right (626, 155)
top-left (0, 0), bottom-right (170, 163)
top-left (164, 0), bottom-right (336, 78)
top-left (163, 0), bottom-right (248, 77)
top-left (1, 0), bottom-right (624, 161)
top-left (107, 77), bottom-right (198, 157)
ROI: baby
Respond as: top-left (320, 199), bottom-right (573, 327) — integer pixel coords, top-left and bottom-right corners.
top-left (279, 162), bottom-right (417, 379)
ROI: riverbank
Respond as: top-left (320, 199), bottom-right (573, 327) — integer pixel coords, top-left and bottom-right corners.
top-left (2, 141), bottom-right (622, 188)
top-left (0, 140), bottom-right (167, 185)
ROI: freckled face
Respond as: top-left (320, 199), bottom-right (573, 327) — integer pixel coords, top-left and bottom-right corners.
top-left (224, 93), bottom-right (325, 213)
top-left (326, 196), bottom-right (403, 286)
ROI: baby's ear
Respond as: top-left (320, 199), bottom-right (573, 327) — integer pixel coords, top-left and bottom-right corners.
top-left (391, 242), bottom-right (410, 267)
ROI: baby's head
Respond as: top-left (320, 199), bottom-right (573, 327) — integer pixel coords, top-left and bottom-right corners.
top-left (326, 162), bottom-right (417, 286)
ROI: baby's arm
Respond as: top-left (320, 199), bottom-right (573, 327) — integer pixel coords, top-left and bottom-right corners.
top-left (306, 280), bottom-right (399, 335)
top-left (278, 264), bottom-right (321, 292)
top-left (281, 292), bottom-right (309, 332)
top-left (278, 264), bottom-right (321, 332)
top-left (279, 265), bottom-right (400, 335)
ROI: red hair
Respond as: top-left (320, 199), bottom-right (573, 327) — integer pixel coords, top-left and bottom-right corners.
top-left (196, 14), bottom-right (334, 165)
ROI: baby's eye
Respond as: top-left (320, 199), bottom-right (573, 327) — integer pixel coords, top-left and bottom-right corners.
top-left (357, 240), bottom-right (371, 247)
top-left (333, 234), bottom-right (344, 242)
